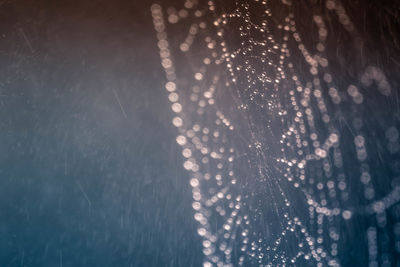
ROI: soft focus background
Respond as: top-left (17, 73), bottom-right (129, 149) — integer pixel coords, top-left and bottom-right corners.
top-left (0, 0), bottom-right (202, 266)
top-left (1, 0), bottom-right (400, 266)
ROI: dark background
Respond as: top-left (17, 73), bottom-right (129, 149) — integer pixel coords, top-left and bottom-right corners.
top-left (0, 0), bottom-right (202, 266)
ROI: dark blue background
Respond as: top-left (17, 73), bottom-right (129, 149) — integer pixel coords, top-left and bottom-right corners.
top-left (0, 0), bottom-right (202, 266)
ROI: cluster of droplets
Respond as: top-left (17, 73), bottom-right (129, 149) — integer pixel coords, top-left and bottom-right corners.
top-left (216, 1), bottom-right (346, 265)
top-left (152, 0), bottom-right (400, 266)
top-left (152, 2), bottom-right (251, 266)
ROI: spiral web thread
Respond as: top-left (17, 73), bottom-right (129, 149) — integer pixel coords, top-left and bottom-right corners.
top-left (151, 0), bottom-right (400, 266)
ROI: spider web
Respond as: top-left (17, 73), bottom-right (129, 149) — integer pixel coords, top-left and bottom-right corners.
top-left (151, 0), bottom-right (400, 266)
